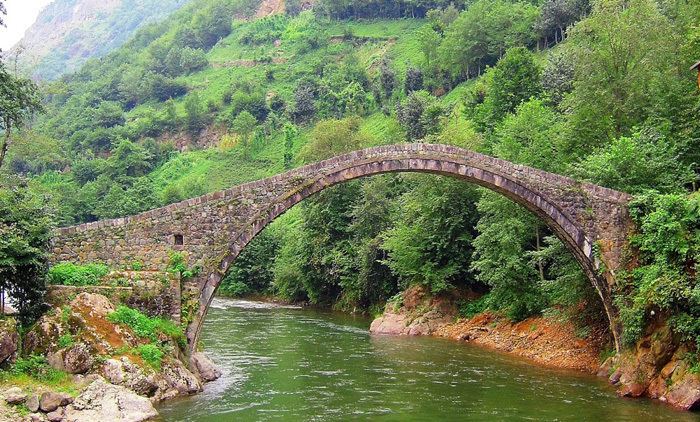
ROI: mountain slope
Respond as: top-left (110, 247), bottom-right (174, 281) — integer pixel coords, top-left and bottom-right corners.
top-left (9, 0), bottom-right (190, 80)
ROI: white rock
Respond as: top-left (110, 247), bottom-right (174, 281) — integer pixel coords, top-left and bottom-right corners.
top-left (63, 379), bottom-right (158, 422)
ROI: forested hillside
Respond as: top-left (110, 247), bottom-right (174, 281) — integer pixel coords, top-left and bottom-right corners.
top-left (8, 0), bottom-right (190, 80)
top-left (2, 0), bottom-right (700, 362)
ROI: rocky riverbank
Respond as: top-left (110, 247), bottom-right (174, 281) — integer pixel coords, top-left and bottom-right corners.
top-left (0, 293), bottom-right (221, 421)
top-left (370, 286), bottom-right (605, 372)
top-left (370, 286), bottom-right (700, 411)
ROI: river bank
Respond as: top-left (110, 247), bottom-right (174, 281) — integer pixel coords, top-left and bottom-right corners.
top-left (369, 286), bottom-right (607, 373)
top-left (369, 285), bottom-right (700, 411)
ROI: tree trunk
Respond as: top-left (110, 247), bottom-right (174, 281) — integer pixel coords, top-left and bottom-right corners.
top-left (536, 227), bottom-right (545, 282)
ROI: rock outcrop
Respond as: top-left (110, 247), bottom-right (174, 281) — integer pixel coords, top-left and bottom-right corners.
top-left (21, 293), bottom-right (216, 404)
top-left (370, 286), bottom-right (458, 336)
top-left (63, 378), bottom-right (158, 422)
top-left (608, 321), bottom-right (700, 410)
top-left (190, 352), bottom-right (222, 382)
top-left (0, 318), bottom-right (19, 366)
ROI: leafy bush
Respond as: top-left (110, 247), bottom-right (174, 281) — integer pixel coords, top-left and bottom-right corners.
top-left (10, 355), bottom-right (67, 383)
top-left (458, 295), bottom-right (489, 319)
top-left (58, 334), bottom-right (75, 349)
top-left (107, 305), bottom-right (183, 343)
top-left (617, 192), bottom-right (700, 346)
top-left (167, 251), bottom-right (201, 279)
top-left (238, 15), bottom-right (288, 45)
top-left (48, 263), bottom-right (110, 286)
top-left (135, 344), bottom-right (165, 369)
top-left (0, 185), bottom-right (53, 326)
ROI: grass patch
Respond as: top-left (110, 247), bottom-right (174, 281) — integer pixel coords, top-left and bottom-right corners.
top-left (0, 356), bottom-right (78, 395)
top-left (134, 344), bottom-right (165, 370)
top-left (48, 263), bottom-right (110, 286)
top-left (107, 305), bottom-right (184, 344)
top-left (57, 334), bottom-right (75, 349)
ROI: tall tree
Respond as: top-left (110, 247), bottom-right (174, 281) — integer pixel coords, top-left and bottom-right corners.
top-left (0, 63), bottom-right (42, 170)
top-left (565, 0), bottom-right (677, 145)
top-left (0, 183), bottom-right (54, 325)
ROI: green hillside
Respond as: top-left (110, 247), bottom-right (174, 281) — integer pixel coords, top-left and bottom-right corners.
top-left (10, 0), bottom-right (192, 80)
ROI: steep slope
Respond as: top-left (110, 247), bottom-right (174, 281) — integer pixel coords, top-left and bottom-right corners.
top-left (9, 0), bottom-right (190, 80)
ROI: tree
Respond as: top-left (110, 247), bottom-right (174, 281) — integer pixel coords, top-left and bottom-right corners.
top-left (383, 176), bottom-right (481, 294)
top-left (300, 117), bottom-right (369, 162)
top-left (94, 101), bottom-right (125, 128)
top-left (541, 49), bottom-right (574, 107)
top-left (149, 74), bottom-right (187, 102)
top-left (380, 59), bottom-right (397, 99)
top-left (575, 129), bottom-right (694, 194)
top-left (417, 25), bottom-right (441, 69)
top-left (292, 82), bottom-right (316, 124)
top-left (184, 93), bottom-right (206, 136)
top-left (565, 0), bottom-right (677, 144)
top-left (472, 192), bottom-right (546, 321)
top-left (405, 67), bottom-right (424, 93)
top-left (189, 2), bottom-right (234, 49)
top-left (438, 0), bottom-right (539, 78)
top-left (492, 99), bottom-right (567, 172)
top-left (220, 229), bottom-right (280, 297)
top-left (0, 183), bottom-right (53, 325)
top-left (108, 139), bottom-right (153, 179)
top-left (396, 90), bottom-right (442, 141)
top-left (536, 0), bottom-right (590, 45)
top-left (231, 111), bottom-right (257, 154)
top-left (0, 62), bottom-right (42, 170)
top-left (467, 47), bottom-right (542, 131)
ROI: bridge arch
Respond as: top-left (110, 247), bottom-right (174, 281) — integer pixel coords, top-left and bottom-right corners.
top-left (51, 144), bottom-right (632, 354)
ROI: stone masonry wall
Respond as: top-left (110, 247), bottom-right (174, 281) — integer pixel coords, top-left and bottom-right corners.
top-left (46, 271), bottom-right (180, 321)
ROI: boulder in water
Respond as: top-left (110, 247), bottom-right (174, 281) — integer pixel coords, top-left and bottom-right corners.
top-left (190, 352), bottom-right (221, 382)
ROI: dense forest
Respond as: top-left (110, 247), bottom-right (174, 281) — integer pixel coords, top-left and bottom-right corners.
top-left (1, 0), bottom-right (699, 361)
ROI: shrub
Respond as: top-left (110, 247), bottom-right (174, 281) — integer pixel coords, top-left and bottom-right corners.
top-left (167, 251), bottom-right (201, 279)
top-left (107, 305), bottom-right (183, 343)
top-left (10, 355), bottom-right (67, 383)
top-left (617, 192), bottom-right (700, 347)
top-left (58, 334), bottom-right (75, 349)
top-left (48, 263), bottom-right (110, 286)
top-left (458, 295), bottom-right (489, 319)
top-left (135, 344), bottom-right (165, 369)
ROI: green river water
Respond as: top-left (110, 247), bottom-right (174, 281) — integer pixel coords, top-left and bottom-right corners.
top-left (158, 299), bottom-right (699, 421)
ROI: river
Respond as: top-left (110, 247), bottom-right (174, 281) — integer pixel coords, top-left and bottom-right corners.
top-left (158, 298), bottom-right (698, 421)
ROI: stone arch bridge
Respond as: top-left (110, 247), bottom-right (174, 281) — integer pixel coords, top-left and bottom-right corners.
top-left (51, 144), bottom-right (633, 353)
